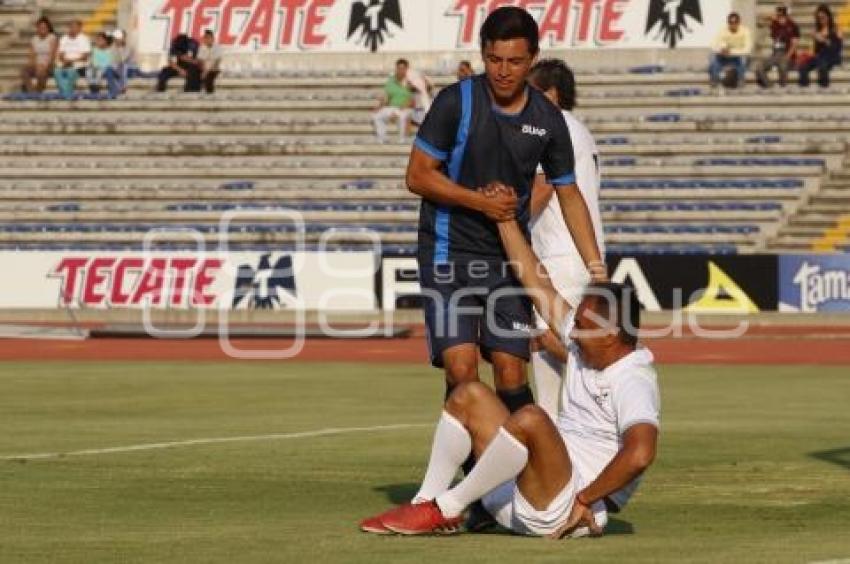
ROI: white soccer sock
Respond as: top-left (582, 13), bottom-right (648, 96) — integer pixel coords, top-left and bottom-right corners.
top-left (411, 411), bottom-right (472, 504)
top-left (435, 428), bottom-right (528, 518)
top-left (532, 350), bottom-right (565, 422)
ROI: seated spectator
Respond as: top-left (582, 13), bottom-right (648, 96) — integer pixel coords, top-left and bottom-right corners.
top-left (405, 65), bottom-right (433, 127)
top-left (799, 4), bottom-right (843, 88)
top-left (756, 6), bottom-right (800, 88)
top-left (110, 29), bottom-right (137, 94)
top-left (54, 20), bottom-right (91, 98)
top-left (457, 60), bottom-right (474, 81)
top-left (87, 31), bottom-right (121, 97)
top-left (156, 33), bottom-right (202, 92)
top-left (372, 58), bottom-right (413, 144)
top-left (709, 12), bottom-right (752, 89)
top-left (20, 17), bottom-right (57, 93)
top-left (197, 30), bottom-right (222, 94)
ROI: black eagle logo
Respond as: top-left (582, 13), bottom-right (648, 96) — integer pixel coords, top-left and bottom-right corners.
top-left (233, 254), bottom-right (296, 310)
top-left (347, 0), bottom-right (403, 53)
top-left (646, 0), bottom-right (702, 48)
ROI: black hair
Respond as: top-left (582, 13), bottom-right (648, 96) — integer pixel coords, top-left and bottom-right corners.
top-left (95, 31), bottom-right (112, 45)
top-left (585, 282), bottom-right (641, 349)
top-left (396, 58), bottom-right (409, 67)
top-left (36, 16), bottom-right (54, 34)
top-left (815, 4), bottom-right (836, 33)
top-left (204, 29), bottom-right (215, 38)
top-left (479, 7), bottom-right (539, 56)
top-left (776, 6), bottom-right (788, 16)
top-left (728, 12), bottom-right (741, 23)
top-left (529, 59), bottom-right (577, 111)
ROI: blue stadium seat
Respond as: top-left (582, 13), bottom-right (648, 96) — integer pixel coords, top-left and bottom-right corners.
top-left (629, 65), bottom-right (665, 74)
top-left (694, 158), bottom-right (824, 167)
top-left (601, 179), bottom-right (803, 190)
top-left (607, 244), bottom-right (739, 255)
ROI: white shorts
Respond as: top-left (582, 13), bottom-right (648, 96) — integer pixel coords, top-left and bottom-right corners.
top-left (534, 256), bottom-right (590, 331)
top-left (481, 477), bottom-right (577, 537)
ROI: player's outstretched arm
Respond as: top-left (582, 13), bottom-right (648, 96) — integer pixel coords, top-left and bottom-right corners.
top-left (496, 219), bottom-right (571, 341)
top-left (406, 148), bottom-right (517, 221)
top-left (554, 183), bottom-right (607, 283)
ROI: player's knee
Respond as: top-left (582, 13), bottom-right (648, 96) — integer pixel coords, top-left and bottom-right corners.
top-left (446, 381), bottom-right (490, 413)
top-left (505, 405), bottom-right (549, 439)
top-left (494, 369), bottom-right (526, 390)
top-left (444, 359), bottom-right (478, 384)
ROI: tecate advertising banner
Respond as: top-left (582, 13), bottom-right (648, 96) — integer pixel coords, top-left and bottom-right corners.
top-left (779, 254), bottom-right (850, 313)
top-left (0, 252), bottom-right (377, 311)
top-left (137, 0), bottom-right (732, 55)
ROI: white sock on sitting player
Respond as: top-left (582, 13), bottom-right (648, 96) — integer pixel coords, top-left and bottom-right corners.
top-left (411, 411), bottom-right (472, 504)
top-left (532, 350), bottom-right (564, 423)
top-left (435, 427), bottom-right (528, 518)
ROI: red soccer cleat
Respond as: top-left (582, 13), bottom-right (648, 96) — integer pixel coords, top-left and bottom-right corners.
top-left (359, 513), bottom-right (394, 535)
top-left (380, 501), bottom-right (464, 536)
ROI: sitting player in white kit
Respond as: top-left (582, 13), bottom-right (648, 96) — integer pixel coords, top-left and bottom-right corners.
top-left (359, 203), bottom-right (660, 538)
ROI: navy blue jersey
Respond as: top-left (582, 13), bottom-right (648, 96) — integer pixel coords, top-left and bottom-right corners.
top-left (414, 74), bottom-right (576, 265)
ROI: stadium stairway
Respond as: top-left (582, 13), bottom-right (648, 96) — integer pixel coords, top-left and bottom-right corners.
top-left (772, 152), bottom-right (850, 251)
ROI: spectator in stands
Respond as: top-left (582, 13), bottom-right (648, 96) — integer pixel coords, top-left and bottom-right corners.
top-left (197, 30), bottom-right (222, 94)
top-left (798, 4), bottom-right (843, 88)
top-left (20, 16), bottom-right (57, 93)
top-left (156, 33), bottom-right (202, 92)
top-left (406, 65), bottom-right (434, 127)
top-left (54, 20), bottom-right (91, 98)
top-left (756, 6), bottom-right (800, 88)
top-left (709, 12), bottom-right (752, 89)
top-left (372, 58), bottom-right (413, 144)
top-left (457, 60), bottom-right (474, 81)
top-left (111, 29), bottom-right (137, 94)
top-left (87, 31), bottom-right (121, 98)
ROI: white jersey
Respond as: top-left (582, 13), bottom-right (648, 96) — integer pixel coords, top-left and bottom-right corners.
top-left (556, 314), bottom-right (660, 510)
top-left (531, 110), bottom-right (605, 261)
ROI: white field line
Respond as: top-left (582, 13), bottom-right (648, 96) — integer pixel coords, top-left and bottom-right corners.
top-left (1, 423), bottom-right (430, 462)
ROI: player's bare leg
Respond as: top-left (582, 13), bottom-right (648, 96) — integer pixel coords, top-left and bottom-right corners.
top-left (441, 343), bottom-right (480, 387)
top-left (365, 381), bottom-right (574, 535)
top-left (491, 351), bottom-right (535, 412)
top-left (503, 404), bottom-right (572, 509)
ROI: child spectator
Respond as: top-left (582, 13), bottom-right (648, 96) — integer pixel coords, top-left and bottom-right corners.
top-left (111, 29), bottom-right (137, 94)
top-left (54, 20), bottom-right (91, 98)
top-left (20, 17), bottom-right (57, 93)
top-left (88, 31), bottom-right (121, 97)
top-left (197, 30), bottom-right (222, 94)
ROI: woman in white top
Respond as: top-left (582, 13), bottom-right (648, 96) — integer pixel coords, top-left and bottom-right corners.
top-left (20, 17), bottom-right (57, 93)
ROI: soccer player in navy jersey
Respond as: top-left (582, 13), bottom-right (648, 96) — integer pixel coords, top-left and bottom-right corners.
top-left (405, 7), bottom-right (606, 413)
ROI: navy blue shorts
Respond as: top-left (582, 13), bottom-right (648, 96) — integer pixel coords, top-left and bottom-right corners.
top-left (419, 262), bottom-right (533, 368)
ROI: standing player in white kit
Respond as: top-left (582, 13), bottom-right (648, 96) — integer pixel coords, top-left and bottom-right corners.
top-left (528, 60), bottom-right (606, 421)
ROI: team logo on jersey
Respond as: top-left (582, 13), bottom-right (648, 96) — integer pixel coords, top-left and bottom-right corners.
top-left (347, 0), bottom-right (403, 53)
top-left (521, 124), bottom-right (547, 137)
top-left (645, 0), bottom-right (703, 48)
top-left (233, 254), bottom-right (296, 309)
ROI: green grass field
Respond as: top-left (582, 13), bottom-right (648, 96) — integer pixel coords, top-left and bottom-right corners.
top-left (1, 361), bottom-right (849, 563)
